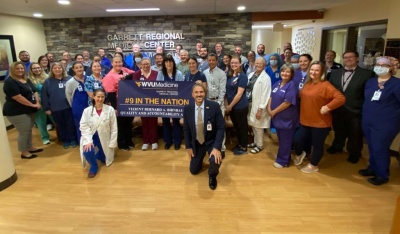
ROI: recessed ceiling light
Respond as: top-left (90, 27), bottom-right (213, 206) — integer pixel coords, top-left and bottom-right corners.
top-left (237, 6), bottom-right (246, 11)
top-left (33, 13), bottom-right (43, 17)
top-left (58, 0), bottom-right (70, 5)
top-left (106, 8), bottom-right (160, 12)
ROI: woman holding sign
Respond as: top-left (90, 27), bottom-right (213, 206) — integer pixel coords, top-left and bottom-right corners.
top-left (133, 58), bottom-right (159, 150)
top-left (156, 55), bottom-right (184, 150)
top-left (103, 56), bottom-right (135, 151)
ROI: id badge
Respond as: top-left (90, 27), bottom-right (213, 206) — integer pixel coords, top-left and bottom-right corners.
top-left (246, 91), bottom-right (251, 98)
top-left (371, 90), bottom-right (381, 101)
top-left (94, 83), bottom-right (99, 89)
top-left (299, 83), bottom-right (304, 90)
top-left (275, 73), bottom-right (279, 79)
top-left (32, 95), bottom-right (35, 101)
top-left (212, 85), bottom-right (216, 90)
top-left (231, 77), bottom-right (238, 85)
top-left (272, 87), bottom-right (278, 93)
top-left (77, 85), bottom-right (83, 92)
top-left (58, 83), bottom-right (64, 88)
top-left (207, 122), bottom-right (212, 131)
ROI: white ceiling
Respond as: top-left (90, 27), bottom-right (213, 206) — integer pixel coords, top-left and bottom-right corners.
top-left (0, 0), bottom-right (352, 19)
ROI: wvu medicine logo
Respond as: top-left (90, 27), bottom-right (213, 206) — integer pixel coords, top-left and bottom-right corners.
top-left (135, 82), bottom-right (142, 87)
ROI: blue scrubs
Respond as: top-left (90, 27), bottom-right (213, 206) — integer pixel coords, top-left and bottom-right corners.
top-left (83, 132), bottom-right (106, 174)
top-left (270, 80), bottom-right (299, 166)
top-left (362, 76), bottom-right (400, 180)
top-left (72, 76), bottom-right (89, 142)
top-left (265, 66), bottom-right (281, 86)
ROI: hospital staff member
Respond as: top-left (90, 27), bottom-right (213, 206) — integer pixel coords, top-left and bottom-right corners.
top-left (80, 89), bottom-right (118, 178)
top-left (267, 64), bottom-right (299, 168)
top-left (359, 56), bottom-right (400, 186)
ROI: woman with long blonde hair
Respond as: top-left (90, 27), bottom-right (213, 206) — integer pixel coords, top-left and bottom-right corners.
top-left (28, 62), bottom-right (50, 145)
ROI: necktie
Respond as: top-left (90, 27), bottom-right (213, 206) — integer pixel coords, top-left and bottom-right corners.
top-left (197, 106), bottom-right (204, 144)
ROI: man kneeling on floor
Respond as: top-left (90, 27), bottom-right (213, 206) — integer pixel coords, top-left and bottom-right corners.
top-left (183, 83), bottom-right (225, 190)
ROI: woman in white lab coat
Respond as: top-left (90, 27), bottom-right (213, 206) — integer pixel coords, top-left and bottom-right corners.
top-left (79, 89), bottom-right (118, 178)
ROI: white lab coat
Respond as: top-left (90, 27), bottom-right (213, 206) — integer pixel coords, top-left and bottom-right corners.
top-left (79, 104), bottom-right (118, 167)
top-left (247, 70), bottom-right (271, 128)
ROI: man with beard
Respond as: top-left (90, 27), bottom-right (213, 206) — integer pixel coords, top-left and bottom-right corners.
top-left (198, 47), bottom-right (209, 72)
top-left (82, 50), bottom-right (92, 68)
top-left (256, 44), bottom-right (270, 65)
top-left (214, 43), bottom-right (225, 70)
top-left (6, 50), bottom-right (31, 78)
top-left (151, 53), bottom-right (164, 71)
top-left (183, 83), bottom-right (225, 190)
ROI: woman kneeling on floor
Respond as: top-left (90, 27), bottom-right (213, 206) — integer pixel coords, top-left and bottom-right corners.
top-left (79, 89), bottom-right (118, 178)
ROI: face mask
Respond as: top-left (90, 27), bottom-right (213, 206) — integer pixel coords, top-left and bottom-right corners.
top-left (373, 66), bottom-right (390, 76)
top-left (135, 58), bottom-right (142, 63)
top-left (292, 63), bottom-right (300, 70)
top-left (270, 60), bottom-right (278, 66)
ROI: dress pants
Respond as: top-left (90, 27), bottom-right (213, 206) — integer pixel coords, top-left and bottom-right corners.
top-left (276, 128), bottom-right (296, 166)
top-left (7, 113), bottom-right (35, 152)
top-left (190, 141), bottom-right (220, 176)
top-left (331, 108), bottom-right (363, 158)
top-left (363, 124), bottom-right (398, 180)
top-left (162, 117), bottom-right (181, 147)
top-left (294, 125), bottom-right (331, 166)
top-left (51, 108), bottom-right (77, 143)
top-left (83, 132), bottom-right (106, 174)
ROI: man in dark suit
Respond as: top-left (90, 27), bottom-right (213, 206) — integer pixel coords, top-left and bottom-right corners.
top-left (183, 84), bottom-right (225, 190)
top-left (328, 50), bottom-right (374, 163)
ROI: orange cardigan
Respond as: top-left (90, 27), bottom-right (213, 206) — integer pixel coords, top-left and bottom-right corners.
top-left (299, 81), bottom-right (346, 128)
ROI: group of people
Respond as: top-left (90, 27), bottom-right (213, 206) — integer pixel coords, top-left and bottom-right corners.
top-left (2, 42), bottom-right (400, 189)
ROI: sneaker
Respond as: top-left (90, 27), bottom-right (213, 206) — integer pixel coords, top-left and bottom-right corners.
top-left (152, 143), bottom-right (158, 150)
top-left (273, 162), bottom-right (284, 168)
top-left (247, 143), bottom-right (256, 148)
top-left (46, 124), bottom-right (53, 131)
top-left (63, 142), bottom-right (70, 149)
top-left (294, 151), bottom-right (307, 166)
top-left (250, 146), bottom-right (263, 154)
top-left (234, 147), bottom-right (248, 156)
top-left (70, 141), bottom-right (78, 148)
top-left (301, 163), bottom-right (319, 173)
top-left (43, 140), bottom-right (50, 145)
top-left (142, 144), bottom-right (149, 151)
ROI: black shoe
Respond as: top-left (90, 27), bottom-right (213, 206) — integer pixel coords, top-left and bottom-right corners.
top-left (358, 168), bottom-right (376, 177)
top-left (221, 151), bottom-right (225, 159)
top-left (174, 145), bottom-right (180, 150)
top-left (28, 149), bottom-right (43, 153)
top-left (118, 147), bottom-right (130, 151)
top-left (209, 176), bottom-right (217, 190)
top-left (367, 176), bottom-right (388, 186)
top-left (164, 143), bottom-right (172, 150)
top-left (326, 147), bottom-right (342, 154)
top-left (347, 156), bottom-right (360, 164)
top-left (21, 154), bottom-right (37, 159)
top-left (231, 145), bottom-right (240, 152)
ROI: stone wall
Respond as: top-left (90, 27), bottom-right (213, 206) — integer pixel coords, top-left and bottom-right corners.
top-left (43, 13), bottom-right (252, 59)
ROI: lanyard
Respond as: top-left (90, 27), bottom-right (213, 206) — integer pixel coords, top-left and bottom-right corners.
top-left (342, 70), bottom-right (355, 87)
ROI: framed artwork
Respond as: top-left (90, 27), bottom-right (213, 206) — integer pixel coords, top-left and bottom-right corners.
top-left (0, 35), bottom-right (17, 81)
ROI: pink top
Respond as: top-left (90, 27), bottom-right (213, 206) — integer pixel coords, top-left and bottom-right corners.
top-left (102, 67), bottom-right (135, 93)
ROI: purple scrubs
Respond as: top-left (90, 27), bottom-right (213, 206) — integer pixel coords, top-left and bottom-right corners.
top-left (270, 80), bottom-right (299, 166)
top-left (292, 69), bottom-right (307, 91)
